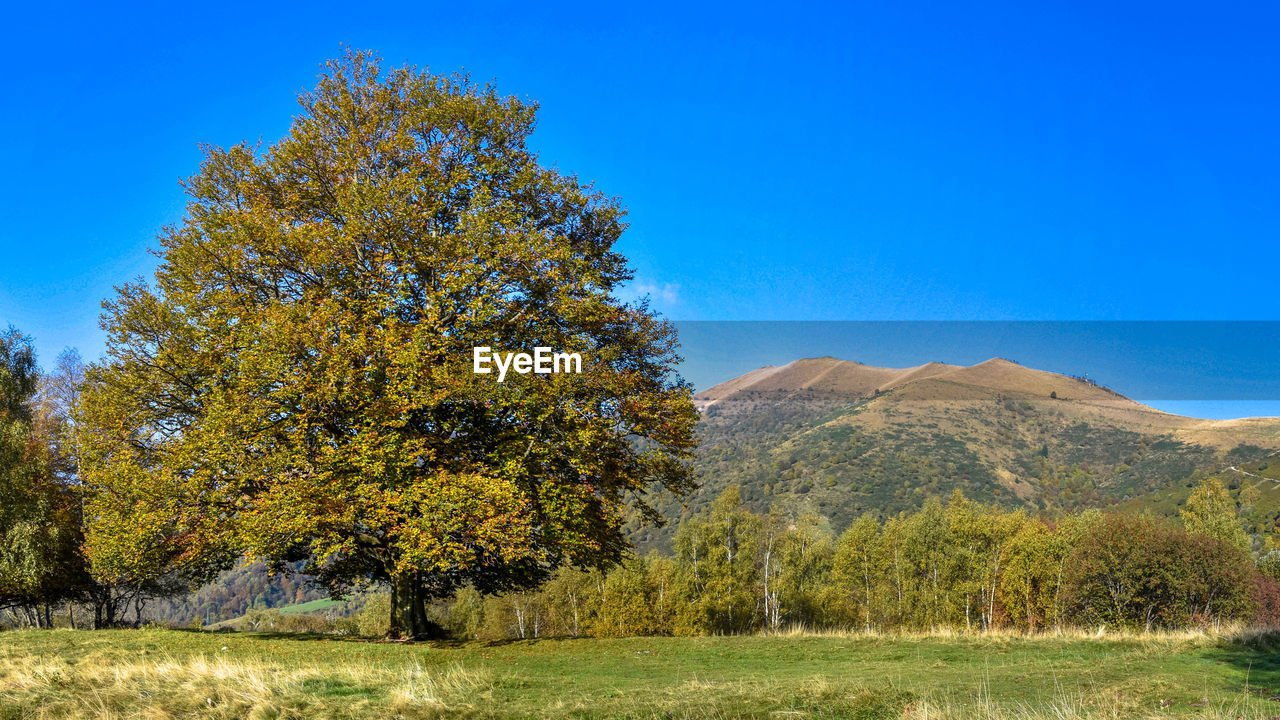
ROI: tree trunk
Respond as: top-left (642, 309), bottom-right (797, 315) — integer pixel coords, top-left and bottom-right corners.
top-left (388, 570), bottom-right (445, 640)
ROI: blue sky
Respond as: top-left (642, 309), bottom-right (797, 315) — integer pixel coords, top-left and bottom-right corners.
top-left (2, 1), bottom-right (1278, 414)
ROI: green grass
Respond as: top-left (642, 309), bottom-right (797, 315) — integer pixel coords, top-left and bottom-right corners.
top-left (276, 598), bottom-right (345, 615)
top-left (4, 628), bottom-right (1280, 718)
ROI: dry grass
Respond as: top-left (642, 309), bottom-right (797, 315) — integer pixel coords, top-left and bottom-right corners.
top-left (0, 649), bottom-right (496, 719)
top-left (757, 622), bottom-right (1241, 643)
top-left (389, 663), bottom-right (496, 710)
top-left (4, 628), bottom-right (1280, 718)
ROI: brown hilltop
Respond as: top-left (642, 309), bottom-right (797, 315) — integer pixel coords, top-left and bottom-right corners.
top-left (694, 356), bottom-right (1280, 450)
top-left (697, 356), bottom-right (1137, 411)
top-left (695, 357), bottom-right (958, 409)
top-left (887, 358), bottom-right (1143, 411)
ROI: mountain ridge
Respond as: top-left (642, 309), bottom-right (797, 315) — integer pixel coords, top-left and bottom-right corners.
top-left (630, 356), bottom-right (1280, 551)
top-left (697, 356), bottom-right (1168, 416)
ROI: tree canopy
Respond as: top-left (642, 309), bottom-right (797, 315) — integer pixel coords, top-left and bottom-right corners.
top-left (78, 50), bottom-right (698, 638)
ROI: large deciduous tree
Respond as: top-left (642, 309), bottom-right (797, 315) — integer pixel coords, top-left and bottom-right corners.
top-left (79, 50), bottom-right (697, 638)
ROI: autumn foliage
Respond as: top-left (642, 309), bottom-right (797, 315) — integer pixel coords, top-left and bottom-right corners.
top-left (450, 489), bottom-right (1266, 639)
top-left (73, 50), bottom-right (698, 638)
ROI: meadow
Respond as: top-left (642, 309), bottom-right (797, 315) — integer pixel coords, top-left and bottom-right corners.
top-left (4, 629), bottom-right (1280, 719)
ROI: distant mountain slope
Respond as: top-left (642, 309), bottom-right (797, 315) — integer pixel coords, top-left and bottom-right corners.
top-left (630, 357), bottom-right (1280, 550)
top-left (1112, 451), bottom-right (1280, 533)
top-left (145, 561), bottom-right (332, 626)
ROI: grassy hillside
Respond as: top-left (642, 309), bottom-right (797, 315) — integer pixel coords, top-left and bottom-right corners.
top-left (1116, 453), bottom-right (1280, 535)
top-left (277, 598), bottom-right (346, 615)
top-left (5, 629), bottom-right (1280, 718)
top-left (632, 357), bottom-right (1280, 550)
top-left (203, 597), bottom-right (368, 633)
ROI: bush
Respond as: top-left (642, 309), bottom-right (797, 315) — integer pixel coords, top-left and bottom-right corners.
top-left (444, 587), bottom-right (485, 640)
top-left (1257, 549), bottom-right (1280, 582)
top-left (355, 594), bottom-right (391, 637)
top-left (1064, 513), bottom-right (1255, 630)
top-left (1251, 574), bottom-right (1280, 628)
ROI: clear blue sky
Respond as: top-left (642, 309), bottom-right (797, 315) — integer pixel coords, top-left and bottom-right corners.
top-left (2, 2), bottom-right (1278, 413)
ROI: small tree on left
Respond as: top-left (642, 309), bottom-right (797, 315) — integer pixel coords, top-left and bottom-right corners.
top-left (0, 328), bottom-right (89, 626)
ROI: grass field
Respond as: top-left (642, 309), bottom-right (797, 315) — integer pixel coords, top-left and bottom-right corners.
top-left (275, 599), bottom-right (345, 615)
top-left (4, 629), bottom-right (1280, 719)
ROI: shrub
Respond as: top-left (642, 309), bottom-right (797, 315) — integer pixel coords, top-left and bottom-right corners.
top-left (356, 594), bottom-right (391, 637)
top-left (1251, 573), bottom-right (1280, 628)
top-left (1064, 513), bottom-right (1255, 630)
top-left (444, 587), bottom-right (485, 640)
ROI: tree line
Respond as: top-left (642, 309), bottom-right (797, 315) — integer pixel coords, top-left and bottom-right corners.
top-left (0, 329), bottom-right (189, 629)
top-left (433, 485), bottom-right (1280, 640)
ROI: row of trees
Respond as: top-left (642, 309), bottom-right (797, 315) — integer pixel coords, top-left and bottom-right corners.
top-left (0, 328), bottom-right (81, 626)
top-left (441, 485), bottom-right (1276, 639)
top-left (0, 329), bottom-right (196, 629)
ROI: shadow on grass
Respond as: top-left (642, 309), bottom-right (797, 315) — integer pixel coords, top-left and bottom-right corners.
top-left (1205, 631), bottom-right (1280, 696)
top-left (227, 630), bottom-right (594, 650)
top-left (234, 630), bottom-right (461, 646)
